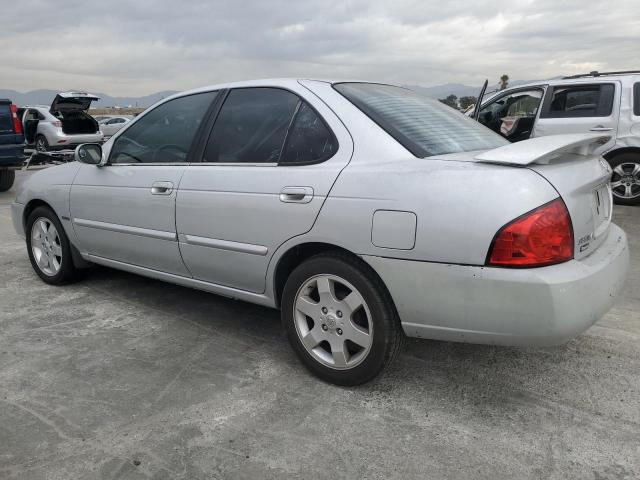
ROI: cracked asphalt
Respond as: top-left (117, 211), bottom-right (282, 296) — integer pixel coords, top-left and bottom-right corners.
top-left (1, 170), bottom-right (639, 479)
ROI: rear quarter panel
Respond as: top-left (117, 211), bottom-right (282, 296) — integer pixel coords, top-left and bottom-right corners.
top-left (311, 158), bottom-right (559, 265)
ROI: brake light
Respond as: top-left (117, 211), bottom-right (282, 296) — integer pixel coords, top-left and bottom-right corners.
top-left (52, 121), bottom-right (62, 128)
top-left (10, 104), bottom-right (22, 134)
top-left (487, 198), bottom-right (573, 267)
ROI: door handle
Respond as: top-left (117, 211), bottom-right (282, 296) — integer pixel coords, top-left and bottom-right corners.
top-left (151, 181), bottom-right (174, 195)
top-left (589, 126), bottom-right (613, 132)
top-left (280, 186), bottom-right (313, 203)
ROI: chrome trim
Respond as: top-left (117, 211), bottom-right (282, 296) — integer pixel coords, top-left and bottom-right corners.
top-left (181, 234), bottom-right (268, 256)
top-left (73, 218), bottom-right (177, 241)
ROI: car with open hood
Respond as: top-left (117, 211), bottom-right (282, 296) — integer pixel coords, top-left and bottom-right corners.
top-left (10, 79), bottom-right (629, 385)
top-left (22, 91), bottom-right (103, 152)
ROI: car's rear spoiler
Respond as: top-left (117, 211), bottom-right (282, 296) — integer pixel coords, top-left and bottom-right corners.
top-left (474, 134), bottom-right (611, 166)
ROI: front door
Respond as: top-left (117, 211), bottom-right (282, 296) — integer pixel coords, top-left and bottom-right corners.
top-left (70, 91), bottom-right (218, 275)
top-left (477, 88), bottom-right (545, 142)
top-left (176, 86), bottom-right (353, 293)
top-left (532, 82), bottom-right (620, 154)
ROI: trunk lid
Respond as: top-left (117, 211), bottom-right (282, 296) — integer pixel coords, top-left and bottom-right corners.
top-left (51, 91), bottom-right (100, 113)
top-left (474, 134), bottom-right (613, 260)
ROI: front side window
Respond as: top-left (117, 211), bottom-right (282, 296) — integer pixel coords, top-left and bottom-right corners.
top-left (334, 83), bottom-right (508, 157)
top-left (109, 91), bottom-right (217, 164)
top-left (541, 84), bottom-right (615, 118)
top-left (204, 88), bottom-right (299, 163)
top-left (280, 102), bottom-right (337, 164)
top-left (478, 89), bottom-right (543, 142)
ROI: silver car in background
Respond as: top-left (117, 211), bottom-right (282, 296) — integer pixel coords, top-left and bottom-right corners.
top-left (22, 92), bottom-right (103, 151)
top-left (99, 115), bottom-right (133, 140)
top-left (11, 79), bottom-right (629, 385)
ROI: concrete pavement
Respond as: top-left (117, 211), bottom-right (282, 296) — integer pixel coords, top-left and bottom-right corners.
top-left (1, 170), bottom-right (639, 479)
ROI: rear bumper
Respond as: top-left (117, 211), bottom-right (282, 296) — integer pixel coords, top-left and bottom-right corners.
top-left (46, 132), bottom-right (103, 149)
top-left (0, 142), bottom-right (26, 167)
top-left (363, 223), bottom-right (629, 346)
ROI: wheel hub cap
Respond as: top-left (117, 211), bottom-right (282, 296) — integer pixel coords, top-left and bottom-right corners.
top-left (293, 274), bottom-right (373, 370)
top-left (30, 217), bottom-right (62, 276)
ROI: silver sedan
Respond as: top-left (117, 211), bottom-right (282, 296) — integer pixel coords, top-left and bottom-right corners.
top-left (11, 79), bottom-right (629, 385)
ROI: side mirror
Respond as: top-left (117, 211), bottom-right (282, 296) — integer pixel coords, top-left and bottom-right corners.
top-left (75, 143), bottom-right (103, 165)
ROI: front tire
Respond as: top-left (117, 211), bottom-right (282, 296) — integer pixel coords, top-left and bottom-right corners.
top-left (281, 252), bottom-right (403, 386)
top-left (26, 206), bottom-right (79, 285)
top-left (0, 170), bottom-right (15, 192)
top-left (35, 134), bottom-right (49, 152)
top-left (609, 153), bottom-right (640, 206)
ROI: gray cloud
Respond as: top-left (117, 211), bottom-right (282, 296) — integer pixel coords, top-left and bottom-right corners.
top-left (1, 0), bottom-right (639, 95)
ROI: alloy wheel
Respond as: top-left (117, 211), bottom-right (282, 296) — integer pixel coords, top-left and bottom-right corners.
top-left (30, 217), bottom-right (62, 276)
top-left (611, 162), bottom-right (640, 200)
top-left (293, 274), bottom-right (373, 370)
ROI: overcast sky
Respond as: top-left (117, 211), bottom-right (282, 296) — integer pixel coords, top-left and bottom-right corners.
top-left (2, 0), bottom-right (639, 96)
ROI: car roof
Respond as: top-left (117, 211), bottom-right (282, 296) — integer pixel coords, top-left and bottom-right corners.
top-left (501, 73), bottom-right (640, 91)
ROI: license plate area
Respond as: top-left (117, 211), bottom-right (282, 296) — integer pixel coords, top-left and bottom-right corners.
top-left (593, 183), bottom-right (612, 239)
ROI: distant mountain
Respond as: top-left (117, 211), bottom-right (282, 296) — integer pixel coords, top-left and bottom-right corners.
top-left (0, 78), bottom-right (554, 109)
top-left (0, 89), bottom-right (179, 108)
top-left (406, 79), bottom-right (553, 100)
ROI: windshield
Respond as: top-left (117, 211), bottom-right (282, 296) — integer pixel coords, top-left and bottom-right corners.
top-left (334, 83), bottom-right (508, 157)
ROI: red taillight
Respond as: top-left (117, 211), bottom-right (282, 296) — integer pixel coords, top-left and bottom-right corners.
top-left (52, 121), bottom-right (62, 128)
top-left (10, 104), bottom-right (22, 134)
top-left (487, 198), bottom-right (573, 267)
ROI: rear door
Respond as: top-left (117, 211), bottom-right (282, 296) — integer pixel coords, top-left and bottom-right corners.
top-left (176, 85), bottom-right (353, 293)
top-left (533, 82), bottom-right (620, 153)
top-left (70, 91), bottom-right (218, 275)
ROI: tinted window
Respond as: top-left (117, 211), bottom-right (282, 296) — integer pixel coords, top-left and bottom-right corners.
top-left (281, 102), bottom-right (337, 164)
top-left (541, 84), bottom-right (614, 118)
top-left (108, 118), bottom-right (126, 124)
top-left (204, 88), bottom-right (299, 163)
top-left (634, 83), bottom-right (640, 116)
top-left (334, 83), bottom-right (508, 157)
top-left (0, 104), bottom-right (11, 132)
top-left (110, 91), bottom-right (217, 164)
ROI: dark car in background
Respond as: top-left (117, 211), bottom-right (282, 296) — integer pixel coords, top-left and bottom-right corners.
top-left (0, 99), bottom-right (25, 191)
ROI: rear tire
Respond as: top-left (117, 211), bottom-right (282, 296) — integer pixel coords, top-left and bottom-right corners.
top-left (281, 252), bottom-right (404, 386)
top-left (26, 206), bottom-right (79, 285)
top-left (608, 153), bottom-right (640, 206)
top-left (35, 134), bottom-right (49, 152)
top-left (0, 170), bottom-right (15, 192)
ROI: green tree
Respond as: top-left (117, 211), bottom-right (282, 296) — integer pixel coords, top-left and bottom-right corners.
top-left (459, 96), bottom-right (477, 110)
top-left (500, 74), bottom-right (509, 90)
top-left (439, 94), bottom-right (458, 109)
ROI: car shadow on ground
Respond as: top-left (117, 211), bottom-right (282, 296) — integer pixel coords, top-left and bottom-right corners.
top-left (79, 264), bottom-right (594, 410)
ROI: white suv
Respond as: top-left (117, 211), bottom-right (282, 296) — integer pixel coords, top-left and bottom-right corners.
top-left (474, 71), bottom-right (640, 205)
top-left (21, 92), bottom-right (103, 152)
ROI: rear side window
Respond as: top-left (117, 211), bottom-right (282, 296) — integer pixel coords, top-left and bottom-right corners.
top-left (334, 83), bottom-right (508, 158)
top-left (110, 91), bottom-right (217, 164)
top-left (541, 84), bottom-right (615, 118)
top-left (0, 103), bottom-right (11, 132)
top-left (280, 102), bottom-right (337, 164)
top-left (204, 88), bottom-right (299, 163)
top-left (634, 83), bottom-right (640, 116)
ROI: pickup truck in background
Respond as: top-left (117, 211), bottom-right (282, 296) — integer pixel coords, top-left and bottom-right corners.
top-left (0, 99), bottom-right (26, 192)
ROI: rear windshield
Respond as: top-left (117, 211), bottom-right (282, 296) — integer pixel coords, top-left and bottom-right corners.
top-left (334, 83), bottom-right (508, 157)
top-left (0, 103), bottom-right (12, 132)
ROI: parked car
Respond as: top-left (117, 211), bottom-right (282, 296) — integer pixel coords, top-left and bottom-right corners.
top-left (99, 115), bottom-right (132, 139)
top-left (0, 99), bottom-right (26, 191)
top-left (472, 71), bottom-right (640, 205)
top-left (22, 92), bottom-right (103, 152)
top-left (11, 79), bottom-right (629, 385)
